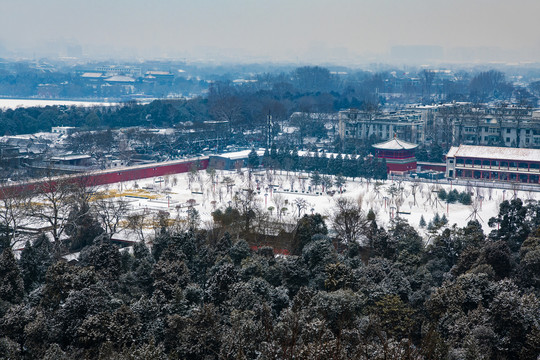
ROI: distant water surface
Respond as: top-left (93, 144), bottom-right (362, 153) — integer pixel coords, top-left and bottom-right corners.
top-left (0, 98), bottom-right (117, 109)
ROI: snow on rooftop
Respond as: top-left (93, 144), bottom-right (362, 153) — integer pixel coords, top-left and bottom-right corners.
top-left (81, 72), bottom-right (104, 78)
top-left (449, 145), bottom-right (540, 162)
top-left (372, 138), bottom-right (418, 150)
top-left (446, 146), bottom-right (459, 158)
top-left (105, 75), bottom-right (136, 83)
top-left (212, 150), bottom-right (264, 160)
top-left (50, 154), bottom-right (92, 161)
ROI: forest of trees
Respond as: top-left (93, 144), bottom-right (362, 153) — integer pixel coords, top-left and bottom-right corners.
top-left (0, 194), bottom-right (539, 359)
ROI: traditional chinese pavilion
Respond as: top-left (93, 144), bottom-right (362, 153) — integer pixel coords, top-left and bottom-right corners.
top-left (372, 137), bottom-right (418, 174)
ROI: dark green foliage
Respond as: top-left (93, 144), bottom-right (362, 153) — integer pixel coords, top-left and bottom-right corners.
top-left (0, 247), bottom-right (24, 304)
top-left (0, 196), bottom-right (538, 358)
top-left (229, 239), bottom-right (251, 265)
top-left (291, 213), bottom-right (328, 255)
top-left (488, 198), bottom-right (532, 251)
top-left (65, 203), bottom-right (104, 252)
top-left (438, 188), bottom-right (472, 205)
top-left (79, 242), bottom-right (122, 280)
top-left (247, 148), bottom-right (259, 169)
top-left (419, 215), bottom-right (426, 228)
top-left (19, 235), bottom-right (54, 292)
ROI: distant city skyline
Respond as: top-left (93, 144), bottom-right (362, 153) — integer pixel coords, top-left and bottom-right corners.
top-left (1, 0), bottom-right (539, 64)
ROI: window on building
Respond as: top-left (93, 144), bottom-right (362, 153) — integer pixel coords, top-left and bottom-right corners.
top-left (506, 137), bottom-right (510, 142)
top-left (506, 129), bottom-right (511, 134)
top-left (474, 159), bottom-right (481, 166)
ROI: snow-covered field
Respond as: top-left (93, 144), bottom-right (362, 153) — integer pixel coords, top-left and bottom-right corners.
top-left (98, 169), bottom-right (540, 242)
top-left (0, 98), bottom-right (117, 109)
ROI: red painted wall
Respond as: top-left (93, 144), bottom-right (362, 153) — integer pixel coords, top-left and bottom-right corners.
top-left (0, 158), bottom-right (210, 197)
top-left (386, 161), bottom-right (417, 173)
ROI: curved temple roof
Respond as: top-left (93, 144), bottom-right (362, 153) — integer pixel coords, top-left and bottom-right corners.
top-left (372, 138), bottom-right (418, 150)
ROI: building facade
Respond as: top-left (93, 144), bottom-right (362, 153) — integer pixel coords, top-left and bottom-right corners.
top-left (423, 104), bottom-right (540, 148)
top-left (445, 145), bottom-right (540, 184)
top-left (338, 108), bottom-right (424, 144)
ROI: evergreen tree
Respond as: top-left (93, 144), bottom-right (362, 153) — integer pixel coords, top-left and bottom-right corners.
top-left (376, 158), bottom-right (388, 179)
top-left (247, 148), bottom-right (259, 169)
top-left (433, 213), bottom-right (441, 226)
top-left (356, 156), bottom-right (365, 178)
top-left (19, 234), bottom-right (54, 292)
top-left (326, 154), bottom-right (335, 175)
top-left (311, 151), bottom-right (319, 172)
top-left (291, 147), bottom-right (300, 171)
top-left (270, 143), bottom-right (278, 168)
top-left (440, 214), bottom-right (448, 226)
top-left (334, 153), bottom-right (343, 175)
top-left (0, 247), bottom-right (24, 303)
top-left (419, 215), bottom-right (426, 228)
top-left (262, 148), bottom-right (270, 168)
top-left (334, 174), bottom-right (345, 192)
top-left (343, 154), bottom-right (356, 178)
top-left (318, 152), bottom-right (327, 172)
top-left (310, 171), bottom-right (322, 191)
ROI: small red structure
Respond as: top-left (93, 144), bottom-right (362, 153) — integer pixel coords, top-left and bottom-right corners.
top-left (372, 138), bottom-right (418, 174)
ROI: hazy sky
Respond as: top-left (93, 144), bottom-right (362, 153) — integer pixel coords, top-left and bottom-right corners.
top-left (1, 0), bottom-right (540, 62)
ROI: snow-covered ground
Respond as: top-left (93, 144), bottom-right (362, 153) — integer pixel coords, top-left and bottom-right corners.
top-left (95, 169), bottom-right (540, 242)
top-left (13, 168), bottom-right (540, 258)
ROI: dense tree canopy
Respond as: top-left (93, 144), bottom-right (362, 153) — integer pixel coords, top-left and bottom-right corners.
top-left (0, 195), bottom-right (538, 359)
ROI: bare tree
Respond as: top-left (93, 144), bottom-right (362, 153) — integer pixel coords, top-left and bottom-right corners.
top-left (26, 176), bottom-right (80, 252)
top-left (330, 197), bottom-right (369, 244)
top-left (126, 209), bottom-right (150, 243)
top-left (272, 193), bottom-right (286, 221)
top-left (294, 198), bottom-right (308, 217)
top-left (93, 194), bottom-right (130, 240)
top-left (410, 180), bottom-right (419, 206)
top-left (233, 189), bottom-right (259, 233)
top-left (0, 187), bottom-right (32, 248)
